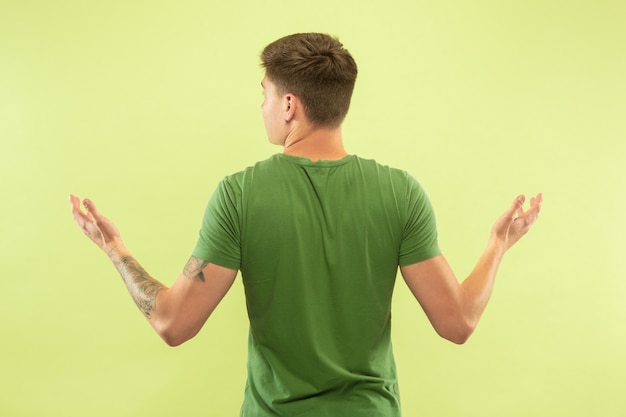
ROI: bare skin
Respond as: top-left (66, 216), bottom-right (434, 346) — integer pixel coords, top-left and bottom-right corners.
top-left (401, 194), bottom-right (542, 343)
top-left (70, 195), bottom-right (237, 346)
top-left (260, 75), bottom-right (543, 342)
top-left (70, 74), bottom-right (542, 346)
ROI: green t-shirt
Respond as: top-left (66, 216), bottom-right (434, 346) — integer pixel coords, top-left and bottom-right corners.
top-left (193, 154), bottom-right (440, 417)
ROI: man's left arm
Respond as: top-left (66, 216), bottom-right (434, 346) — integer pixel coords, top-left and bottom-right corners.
top-left (70, 195), bottom-right (237, 346)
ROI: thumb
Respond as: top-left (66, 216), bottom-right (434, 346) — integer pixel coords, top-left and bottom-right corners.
top-left (505, 195), bottom-right (525, 219)
top-left (492, 195), bottom-right (525, 239)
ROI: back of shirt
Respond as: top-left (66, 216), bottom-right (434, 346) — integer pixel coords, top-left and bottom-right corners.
top-left (193, 154), bottom-right (440, 417)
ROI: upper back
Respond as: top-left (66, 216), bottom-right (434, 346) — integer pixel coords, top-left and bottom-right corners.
top-left (199, 153), bottom-right (439, 415)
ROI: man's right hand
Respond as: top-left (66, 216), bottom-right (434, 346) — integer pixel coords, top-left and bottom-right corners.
top-left (491, 193), bottom-right (543, 251)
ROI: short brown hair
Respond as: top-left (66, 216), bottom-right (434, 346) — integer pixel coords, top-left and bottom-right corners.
top-left (261, 33), bottom-right (358, 128)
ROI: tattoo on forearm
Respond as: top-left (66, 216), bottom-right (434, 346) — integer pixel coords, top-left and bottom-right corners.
top-left (109, 249), bottom-right (165, 319)
top-left (183, 256), bottom-right (208, 282)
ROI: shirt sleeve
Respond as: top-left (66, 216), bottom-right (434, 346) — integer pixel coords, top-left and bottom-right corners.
top-left (192, 177), bottom-right (241, 270)
top-left (398, 174), bottom-right (441, 266)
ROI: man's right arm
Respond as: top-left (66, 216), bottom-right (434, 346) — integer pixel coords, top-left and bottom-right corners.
top-left (400, 194), bottom-right (542, 344)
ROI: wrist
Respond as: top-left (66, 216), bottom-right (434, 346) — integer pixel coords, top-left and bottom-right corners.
top-left (103, 238), bottom-right (128, 259)
top-left (487, 234), bottom-right (508, 257)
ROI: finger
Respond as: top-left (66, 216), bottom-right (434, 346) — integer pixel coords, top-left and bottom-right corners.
top-left (533, 193), bottom-right (544, 210)
top-left (83, 198), bottom-right (101, 221)
top-left (69, 194), bottom-right (82, 213)
top-left (519, 194), bottom-right (543, 224)
top-left (83, 198), bottom-right (108, 232)
top-left (70, 194), bottom-right (91, 228)
top-left (505, 195), bottom-right (525, 219)
top-left (525, 193), bottom-right (543, 216)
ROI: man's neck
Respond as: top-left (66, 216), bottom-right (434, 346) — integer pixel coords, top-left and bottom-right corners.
top-left (282, 126), bottom-right (348, 162)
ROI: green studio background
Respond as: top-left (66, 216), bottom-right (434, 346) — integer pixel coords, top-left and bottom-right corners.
top-left (1, 0), bottom-right (624, 416)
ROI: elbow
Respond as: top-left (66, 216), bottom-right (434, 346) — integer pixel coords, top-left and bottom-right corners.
top-left (435, 318), bottom-right (476, 345)
top-left (160, 332), bottom-right (187, 347)
top-left (153, 319), bottom-right (195, 347)
top-left (445, 329), bottom-right (472, 345)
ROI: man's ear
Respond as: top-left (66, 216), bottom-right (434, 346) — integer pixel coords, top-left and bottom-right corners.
top-left (284, 94), bottom-right (296, 122)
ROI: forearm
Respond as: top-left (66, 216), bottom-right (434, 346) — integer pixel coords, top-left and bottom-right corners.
top-left (103, 243), bottom-right (227, 346)
top-left (70, 196), bottom-right (233, 346)
top-left (460, 236), bottom-right (507, 329)
top-left (105, 242), bottom-right (167, 321)
top-left (401, 194), bottom-right (542, 344)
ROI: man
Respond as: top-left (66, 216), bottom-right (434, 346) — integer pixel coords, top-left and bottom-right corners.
top-left (70, 33), bottom-right (542, 416)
